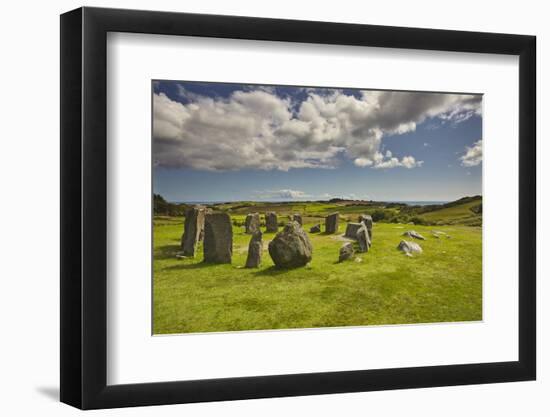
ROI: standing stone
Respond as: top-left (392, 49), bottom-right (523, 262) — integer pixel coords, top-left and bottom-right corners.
top-left (268, 221), bottom-right (312, 268)
top-left (245, 213), bottom-right (260, 234)
top-left (359, 214), bottom-right (373, 240)
top-left (325, 212), bottom-right (339, 234)
top-left (292, 214), bottom-right (303, 225)
top-left (203, 213), bottom-right (233, 263)
top-left (358, 214), bottom-right (373, 227)
top-left (356, 224), bottom-right (371, 253)
top-left (180, 206), bottom-right (206, 257)
top-left (265, 212), bottom-right (278, 233)
top-left (344, 222), bottom-right (363, 239)
top-left (339, 242), bottom-right (355, 262)
top-left (245, 231), bottom-right (262, 268)
top-left (309, 224), bottom-right (321, 233)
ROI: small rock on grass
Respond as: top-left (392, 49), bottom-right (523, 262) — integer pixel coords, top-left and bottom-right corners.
top-left (402, 230), bottom-right (425, 240)
top-left (433, 230), bottom-right (451, 239)
top-left (339, 242), bottom-right (355, 262)
top-left (309, 224), bottom-right (321, 233)
top-left (397, 240), bottom-right (423, 255)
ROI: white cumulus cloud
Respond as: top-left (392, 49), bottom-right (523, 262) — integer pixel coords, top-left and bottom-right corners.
top-left (353, 157), bottom-right (373, 167)
top-left (460, 139), bottom-right (483, 167)
top-left (153, 87), bottom-right (481, 171)
top-left (355, 152), bottom-right (423, 169)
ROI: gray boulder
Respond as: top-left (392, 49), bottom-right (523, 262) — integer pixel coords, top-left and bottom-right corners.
top-left (309, 224), bottom-right (321, 233)
top-left (402, 230), bottom-right (425, 240)
top-left (181, 206), bottom-right (206, 257)
top-left (325, 212), bottom-right (339, 234)
top-left (359, 214), bottom-right (373, 240)
top-left (245, 213), bottom-right (260, 234)
top-left (245, 231), bottom-right (262, 268)
top-left (397, 240), bottom-right (423, 255)
top-left (356, 224), bottom-right (371, 253)
top-left (345, 222), bottom-right (363, 239)
top-left (291, 213), bottom-right (303, 225)
top-left (268, 221), bottom-right (312, 268)
top-left (203, 213), bottom-right (233, 263)
top-left (265, 212), bottom-right (278, 233)
top-left (339, 242), bottom-right (355, 262)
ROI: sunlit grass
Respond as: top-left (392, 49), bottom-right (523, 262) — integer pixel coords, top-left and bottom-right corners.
top-left (153, 216), bottom-right (482, 334)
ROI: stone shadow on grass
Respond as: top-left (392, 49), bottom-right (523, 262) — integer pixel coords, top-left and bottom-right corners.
top-left (154, 244), bottom-right (182, 260)
top-left (164, 261), bottom-right (222, 271)
top-left (252, 265), bottom-right (304, 277)
top-left (319, 231), bottom-right (346, 237)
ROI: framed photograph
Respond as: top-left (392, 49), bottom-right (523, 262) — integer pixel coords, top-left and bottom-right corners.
top-left (60, 7), bottom-right (536, 409)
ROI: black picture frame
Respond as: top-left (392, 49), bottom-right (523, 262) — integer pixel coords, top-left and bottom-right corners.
top-left (60, 6), bottom-right (536, 410)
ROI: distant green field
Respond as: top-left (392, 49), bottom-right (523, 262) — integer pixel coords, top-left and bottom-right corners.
top-left (154, 194), bottom-right (482, 226)
top-left (153, 212), bottom-right (482, 334)
top-left (418, 200), bottom-right (482, 226)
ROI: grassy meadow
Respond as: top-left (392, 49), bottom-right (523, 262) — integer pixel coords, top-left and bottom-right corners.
top-left (153, 198), bottom-right (482, 334)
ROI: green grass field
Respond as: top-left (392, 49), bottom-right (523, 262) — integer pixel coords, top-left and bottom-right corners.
top-left (419, 199), bottom-right (482, 226)
top-left (153, 212), bottom-right (482, 334)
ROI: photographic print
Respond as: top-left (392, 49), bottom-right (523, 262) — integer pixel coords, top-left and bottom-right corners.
top-left (152, 80), bottom-right (482, 335)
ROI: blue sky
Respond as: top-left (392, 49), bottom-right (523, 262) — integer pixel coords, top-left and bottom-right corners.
top-left (153, 81), bottom-right (482, 202)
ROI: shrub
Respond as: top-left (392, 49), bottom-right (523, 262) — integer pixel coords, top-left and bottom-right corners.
top-left (371, 209), bottom-right (386, 222)
top-left (409, 216), bottom-right (428, 225)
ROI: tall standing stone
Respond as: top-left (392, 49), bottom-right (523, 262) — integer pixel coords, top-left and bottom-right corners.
top-left (180, 206), bottom-right (206, 257)
top-left (265, 212), bottom-right (278, 233)
top-left (356, 224), bottom-right (371, 253)
top-left (292, 213), bottom-right (303, 225)
top-left (245, 213), bottom-right (260, 234)
top-left (203, 213), bottom-right (233, 263)
top-left (344, 222), bottom-right (362, 239)
top-left (359, 214), bottom-right (373, 240)
top-left (245, 231), bottom-right (262, 268)
top-left (325, 212), bottom-right (339, 234)
top-left (268, 221), bottom-right (313, 268)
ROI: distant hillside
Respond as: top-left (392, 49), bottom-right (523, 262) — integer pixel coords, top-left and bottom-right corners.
top-left (153, 194), bottom-right (189, 216)
top-left (153, 195), bottom-right (482, 227)
top-left (415, 196), bottom-right (482, 226)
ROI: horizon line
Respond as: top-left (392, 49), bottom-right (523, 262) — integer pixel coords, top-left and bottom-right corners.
top-left (165, 196), bottom-right (481, 204)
